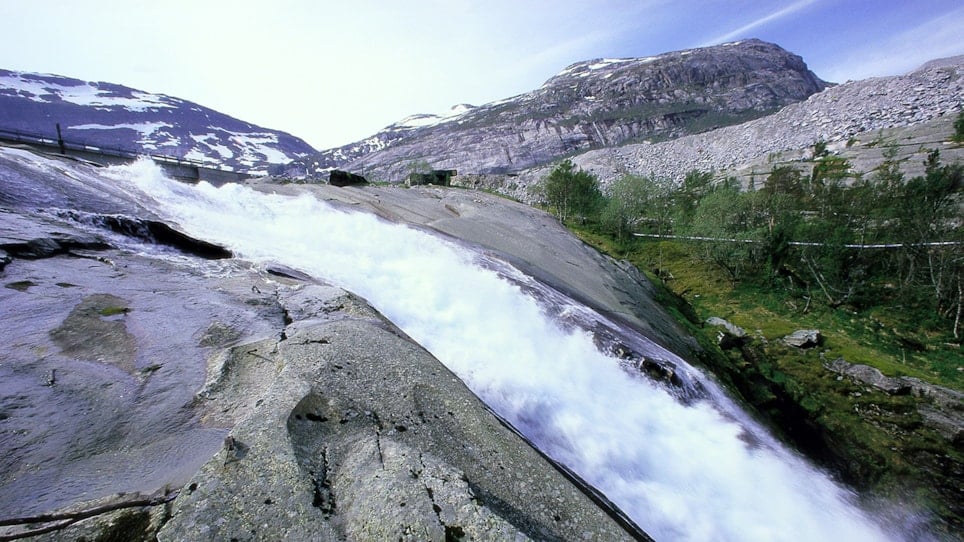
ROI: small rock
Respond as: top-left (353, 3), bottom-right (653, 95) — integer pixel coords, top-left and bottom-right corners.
top-left (783, 329), bottom-right (822, 348)
top-left (636, 358), bottom-right (683, 387)
top-left (706, 317), bottom-right (748, 349)
top-left (611, 342), bottom-right (634, 359)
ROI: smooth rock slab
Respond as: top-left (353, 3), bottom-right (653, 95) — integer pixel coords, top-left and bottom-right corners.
top-left (159, 291), bottom-right (641, 541)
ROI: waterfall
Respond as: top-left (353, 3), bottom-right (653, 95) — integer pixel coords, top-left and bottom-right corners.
top-left (106, 159), bottom-right (897, 542)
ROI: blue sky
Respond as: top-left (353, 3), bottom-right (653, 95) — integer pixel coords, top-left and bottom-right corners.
top-left (2, 1), bottom-right (963, 150)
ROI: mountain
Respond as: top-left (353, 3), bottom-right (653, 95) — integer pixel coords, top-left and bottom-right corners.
top-left (285, 39), bottom-right (828, 180)
top-left (470, 53), bottom-right (963, 201)
top-left (0, 69), bottom-right (316, 173)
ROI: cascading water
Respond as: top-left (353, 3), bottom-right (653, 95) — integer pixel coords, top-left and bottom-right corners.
top-left (105, 159), bottom-right (900, 541)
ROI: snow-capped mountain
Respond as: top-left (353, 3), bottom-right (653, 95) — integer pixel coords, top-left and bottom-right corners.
top-left (292, 104), bottom-right (477, 176)
top-left (0, 69), bottom-right (316, 172)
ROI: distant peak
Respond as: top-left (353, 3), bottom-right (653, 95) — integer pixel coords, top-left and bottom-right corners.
top-left (391, 103), bottom-right (475, 130)
top-left (914, 54), bottom-right (964, 72)
top-left (549, 39), bottom-right (792, 82)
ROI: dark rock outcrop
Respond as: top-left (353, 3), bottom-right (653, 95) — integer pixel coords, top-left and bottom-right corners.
top-left (328, 169), bottom-right (368, 187)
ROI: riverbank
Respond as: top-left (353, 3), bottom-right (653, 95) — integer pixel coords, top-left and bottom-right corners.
top-left (571, 230), bottom-right (963, 539)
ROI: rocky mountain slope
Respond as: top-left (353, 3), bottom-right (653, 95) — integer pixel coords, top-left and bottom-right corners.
top-left (575, 54), bottom-right (964, 183)
top-left (284, 39), bottom-right (827, 180)
top-left (0, 69), bottom-right (316, 173)
top-left (457, 54), bottom-right (964, 201)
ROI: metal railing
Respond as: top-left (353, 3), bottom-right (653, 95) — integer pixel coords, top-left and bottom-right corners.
top-left (632, 232), bottom-right (963, 248)
top-left (0, 126), bottom-right (237, 173)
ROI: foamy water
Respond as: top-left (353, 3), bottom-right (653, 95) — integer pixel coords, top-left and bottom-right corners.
top-left (106, 159), bottom-right (899, 541)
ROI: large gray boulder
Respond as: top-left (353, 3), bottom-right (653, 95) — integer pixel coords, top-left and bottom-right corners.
top-left (0, 148), bottom-right (653, 540)
top-left (159, 287), bottom-right (641, 541)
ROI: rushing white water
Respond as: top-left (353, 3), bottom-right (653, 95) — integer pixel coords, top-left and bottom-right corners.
top-left (106, 160), bottom-right (898, 541)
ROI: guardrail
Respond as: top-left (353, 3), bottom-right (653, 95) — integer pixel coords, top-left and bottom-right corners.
top-left (0, 126), bottom-right (238, 173)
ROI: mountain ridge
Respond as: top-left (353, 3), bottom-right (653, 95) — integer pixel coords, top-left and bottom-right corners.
top-left (283, 39), bottom-right (828, 180)
top-left (482, 53), bottom-right (964, 201)
top-left (0, 69), bottom-right (317, 173)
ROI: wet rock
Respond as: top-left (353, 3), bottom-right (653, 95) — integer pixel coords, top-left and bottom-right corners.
top-left (265, 263), bottom-right (315, 281)
top-left (197, 322), bottom-right (243, 348)
top-left (1, 149), bottom-right (657, 540)
top-left (636, 358), bottom-right (682, 388)
top-left (56, 211), bottom-right (232, 259)
top-left (1, 234), bottom-right (110, 259)
top-left (0, 226), bottom-right (277, 520)
top-left (252, 180), bottom-right (701, 362)
top-left (50, 294), bottom-right (137, 373)
top-left (612, 342), bottom-right (634, 359)
top-left (783, 329), bottom-right (822, 348)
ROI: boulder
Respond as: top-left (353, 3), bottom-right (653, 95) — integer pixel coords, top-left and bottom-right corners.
top-left (328, 169), bottom-right (368, 187)
top-left (824, 358), bottom-right (911, 395)
top-left (825, 358), bottom-right (964, 443)
top-left (783, 329), bottom-right (822, 348)
top-left (705, 317), bottom-right (748, 349)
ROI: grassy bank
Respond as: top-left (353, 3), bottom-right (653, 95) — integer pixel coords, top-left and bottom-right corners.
top-left (571, 227), bottom-right (963, 536)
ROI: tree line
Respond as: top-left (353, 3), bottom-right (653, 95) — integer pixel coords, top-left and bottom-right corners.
top-left (534, 142), bottom-right (964, 338)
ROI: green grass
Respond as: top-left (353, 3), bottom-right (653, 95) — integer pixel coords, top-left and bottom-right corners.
top-left (569, 225), bottom-right (962, 532)
top-left (98, 306), bottom-right (130, 317)
top-left (580, 234), bottom-right (962, 390)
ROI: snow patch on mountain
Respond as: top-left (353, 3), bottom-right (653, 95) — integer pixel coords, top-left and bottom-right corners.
top-left (190, 133), bottom-right (235, 159)
top-left (1, 70), bottom-right (177, 112)
top-left (392, 103), bottom-right (476, 130)
top-left (0, 68), bottom-right (316, 171)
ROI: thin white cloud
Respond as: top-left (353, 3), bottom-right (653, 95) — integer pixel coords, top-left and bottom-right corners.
top-left (701, 0), bottom-right (821, 46)
top-left (819, 5), bottom-right (964, 81)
